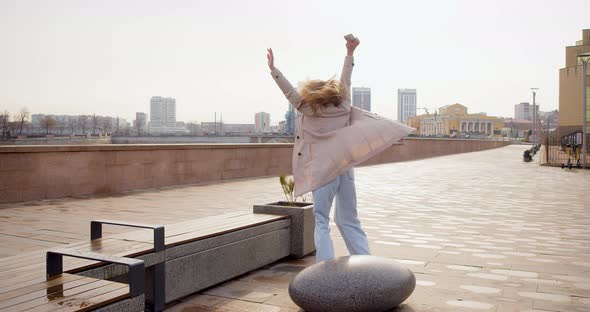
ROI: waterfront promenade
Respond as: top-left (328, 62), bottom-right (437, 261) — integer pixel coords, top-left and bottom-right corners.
top-left (1, 144), bottom-right (589, 311)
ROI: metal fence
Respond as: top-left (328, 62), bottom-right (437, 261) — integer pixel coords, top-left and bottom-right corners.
top-left (542, 131), bottom-right (589, 169)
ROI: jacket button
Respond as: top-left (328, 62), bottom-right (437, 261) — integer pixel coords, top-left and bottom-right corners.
top-left (275, 75), bottom-right (279, 78)
top-left (296, 136), bottom-right (300, 139)
top-left (298, 152), bottom-right (301, 156)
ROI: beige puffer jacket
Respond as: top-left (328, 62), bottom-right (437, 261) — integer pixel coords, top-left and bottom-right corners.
top-left (271, 56), bottom-right (415, 196)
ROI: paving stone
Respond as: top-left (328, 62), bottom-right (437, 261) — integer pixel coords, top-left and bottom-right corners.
top-left (203, 280), bottom-right (279, 303)
top-left (182, 295), bottom-right (229, 307)
top-left (1, 145), bottom-right (588, 311)
top-left (214, 299), bottom-right (300, 312)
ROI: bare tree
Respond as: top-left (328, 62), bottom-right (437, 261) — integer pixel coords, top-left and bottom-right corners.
top-left (103, 116), bottom-right (113, 134)
top-left (40, 116), bottom-right (57, 135)
top-left (14, 107), bottom-right (29, 135)
top-left (92, 114), bottom-right (98, 135)
top-left (67, 117), bottom-right (77, 135)
top-left (0, 110), bottom-right (10, 139)
top-left (79, 115), bottom-right (88, 135)
top-left (58, 121), bottom-right (65, 135)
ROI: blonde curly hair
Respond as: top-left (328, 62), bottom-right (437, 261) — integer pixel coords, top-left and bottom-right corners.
top-left (299, 78), bottom-right (344, 114)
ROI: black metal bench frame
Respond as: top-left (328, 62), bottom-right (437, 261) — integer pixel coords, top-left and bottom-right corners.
top-left (46, 249), bottom-right (145, 299)
top-left (89, 220), bottom-right (165, 312)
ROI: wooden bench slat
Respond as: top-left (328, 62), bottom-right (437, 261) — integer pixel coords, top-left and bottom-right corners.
top-left (0, 242), bottom-right (153, 291)
top-left (0, 277), bottom-right (99, 309)
top-left (111, 211), bottom-right (253, 241)
top-left (0, 249), bottom-right (40, 262)
top-left (64, 243), bottom-right (157, 273)
top-left (65, 240), bottom-right (152, 259)
top-left (64, 238), bottom-right (139, 254)
top-left (0, 276), bottom-right (51, 295)
top-left (0, 254), bottom-right (46, 272)
top-left (115, 213), bottom-right (287, 245)
top-left (166, 215), bottom-right (289, 246)
top-left (27, 283), bottom-right (128, 312)
top-left (0, 274), bottom-right (84, 300)
top-left (162, 214), bottom-right (285, 243)
top-left (0, 279), bottom-right (116, 312)
top-left (0, 270), bottom-right (53, 292)
top-left (0, 238), bottom-right (121, 272)
top-left (54, 286), bottom-right (130, 312)
top-left (0, 251), bottom-right (46, 266)
top-left (171, 215), bottom-right (282, 234)
top-left (0, 239), bottom-right (94, 264)
top-left (0, 240), bottom-right (152, 280)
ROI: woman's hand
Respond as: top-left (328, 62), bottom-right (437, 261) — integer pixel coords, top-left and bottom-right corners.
top-left (346, 37), bottom-right (360, 56)
top-left (267, 48), bottom-right (275, 71)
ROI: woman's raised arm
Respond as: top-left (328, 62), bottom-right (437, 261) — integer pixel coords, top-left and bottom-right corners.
top-left (267, 48), bottom-right (276, 71)
top-left (340, 37), bottom-right (359, 105)
top-left (267, 48), bottom-right (303, 109)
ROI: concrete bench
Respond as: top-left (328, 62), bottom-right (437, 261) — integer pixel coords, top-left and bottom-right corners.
top-left (117, 212), bottom-right (293, 301)
top-left (65, 211), bottom-right (296, 307)
top-left (0, 209), bottom-right (313, 311)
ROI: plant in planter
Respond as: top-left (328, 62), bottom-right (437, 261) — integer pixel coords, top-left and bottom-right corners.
top-left (252, 174), bottom-right (315, 258)
top-left (279, 174), bottom-right (308, 206)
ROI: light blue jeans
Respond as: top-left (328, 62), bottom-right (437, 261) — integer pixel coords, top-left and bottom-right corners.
top-left (312, 168), bottom-right (371, 262)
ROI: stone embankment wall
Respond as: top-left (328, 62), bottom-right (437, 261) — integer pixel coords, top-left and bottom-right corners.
top-left (0, 138), bottom-right (510, 204)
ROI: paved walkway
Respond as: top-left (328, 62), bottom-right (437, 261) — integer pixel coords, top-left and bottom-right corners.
top-left (1, 145), bottom-right (589, 311)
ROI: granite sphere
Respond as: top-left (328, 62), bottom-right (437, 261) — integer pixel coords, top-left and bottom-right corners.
top-left (288, 255), bottom-right (415, 312)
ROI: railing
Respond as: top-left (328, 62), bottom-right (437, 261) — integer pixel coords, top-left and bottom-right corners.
top-left (543, 131), bottom-right (589, 168)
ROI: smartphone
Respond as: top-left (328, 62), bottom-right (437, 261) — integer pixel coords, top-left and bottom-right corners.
top-left (344, 34), bottom-right (356, 41)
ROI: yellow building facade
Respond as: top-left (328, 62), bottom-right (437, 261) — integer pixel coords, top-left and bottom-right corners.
top-left (558, 29), bottom-right (590, 136)
top-left (407, 104), bottom-right (503, 137)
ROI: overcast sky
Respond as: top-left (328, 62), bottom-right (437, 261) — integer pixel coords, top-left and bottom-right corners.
top-left (1, 0), bottom-right (589, 124)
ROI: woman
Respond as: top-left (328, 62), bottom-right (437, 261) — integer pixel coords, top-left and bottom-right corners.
top-left (267, 36), bottom-right (413, 263)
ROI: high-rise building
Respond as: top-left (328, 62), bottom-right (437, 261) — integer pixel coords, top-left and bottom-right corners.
top-left (149, 96), bottom-right (176, 128)
top-left (135, 112), bottom-right (147, 134)
top-left (284, 104), bottom-right (295, 135)
top-left (255, 112), bottom-right (271, 132)
top-left (514, 102), bottom-right (538, 120)
top-left (559, 28), bottom-right (590, 136)
top-left (398, 89), bottom-right (417, 123)
top-left (352, 87), bottom-right (371, 111)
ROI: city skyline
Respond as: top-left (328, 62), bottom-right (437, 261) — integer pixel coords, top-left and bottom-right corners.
top-left (1, 1), bottom-right (589, 124)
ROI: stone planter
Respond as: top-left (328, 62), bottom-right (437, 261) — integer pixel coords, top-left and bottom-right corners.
top-left (253, 201), bottom-right (315, 258)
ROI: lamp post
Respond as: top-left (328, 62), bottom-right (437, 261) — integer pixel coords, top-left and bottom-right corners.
top-left (530, 88), bottom-right (539, 144)
top-left (578, 53), bottom-right (590, 169)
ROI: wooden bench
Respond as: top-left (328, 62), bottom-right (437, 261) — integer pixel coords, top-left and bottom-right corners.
top-left (0, 220), bottom-right (163, 311)
top-left (0, 210), bottom-right (308, 311)
top-left (78, 211), bottom-right (293, 304)
top-left (0, 250), bottom-right (145, 312)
